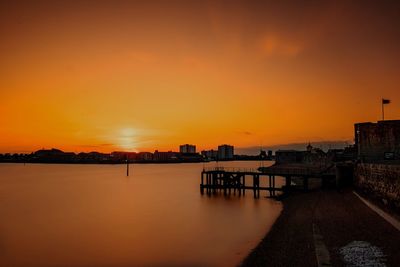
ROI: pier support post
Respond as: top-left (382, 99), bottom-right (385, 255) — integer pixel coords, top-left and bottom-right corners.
top-left (207, 173), bottom-right (211, 195)
top-left (223, 173), bottom-right (228, 196)
top-left (268, 175), bottom-right (272, 197)
top-left (238, 174), bottom-right (242, 197)
top-left (243, 175), bottom-right (246, 195)
top-left (271, 175), bottom-right (275, 197)
top-left (253, 174), bottom-right (260, 198)
top-left (200, 172), bottom-right (204, 194)
top-left (212, 173), bottom-right (217, 194)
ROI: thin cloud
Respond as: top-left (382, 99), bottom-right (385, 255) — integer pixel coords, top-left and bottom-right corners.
top-left (236, 131), bottom-right (253, 136)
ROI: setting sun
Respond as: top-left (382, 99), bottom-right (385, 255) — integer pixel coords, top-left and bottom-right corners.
top-left (116, 128), bottom-right (139, 151)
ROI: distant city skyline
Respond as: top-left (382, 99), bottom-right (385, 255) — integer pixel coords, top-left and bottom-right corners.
top-left (0, 140), bottom-right (352, 156)
top-left (1, 1), bottom-right (399, 153)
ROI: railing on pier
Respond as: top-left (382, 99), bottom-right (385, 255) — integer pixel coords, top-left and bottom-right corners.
top-left (202, 167), bottom-right (260, 173)
top-left (200, 167), bottom-right (281, 198)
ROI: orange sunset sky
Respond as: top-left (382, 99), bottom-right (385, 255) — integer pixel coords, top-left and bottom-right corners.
top-left (1, 0), bottom-right (399, 153)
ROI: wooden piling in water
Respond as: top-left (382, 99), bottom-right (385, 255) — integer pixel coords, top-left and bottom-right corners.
top-left (200, 172), bottom-right (204, 194)
top-left (243, 175), bottom-right (246, 195)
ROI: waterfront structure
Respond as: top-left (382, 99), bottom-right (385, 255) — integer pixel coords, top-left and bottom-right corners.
top-left (218, 144), bottom-right (234, 160)
top-left (355, 120), bottom-right (400, 162)
top-left (275, 150), bottom-right (303, 164)
top-left (354, 120), bottom-right (400, 210)
top-left (275, 145), bottom-right (326, 165)
top-left (179, 144), bottom-right (196, 153)
top-left (200, 163), bottom-right (337, 198)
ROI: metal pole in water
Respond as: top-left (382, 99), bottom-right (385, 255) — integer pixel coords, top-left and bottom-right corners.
top-left (126, 154), bottom-right (129, 176)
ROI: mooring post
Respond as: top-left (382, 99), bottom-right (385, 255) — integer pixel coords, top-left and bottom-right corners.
top-left (126, 155), bottom-right (129, 176)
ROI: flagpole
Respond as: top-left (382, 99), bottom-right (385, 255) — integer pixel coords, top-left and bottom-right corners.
top-left (382, 99), bottom-right (384, 121)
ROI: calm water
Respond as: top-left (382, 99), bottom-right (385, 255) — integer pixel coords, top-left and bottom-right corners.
top-left (0, 161), bottom-right (282, 267)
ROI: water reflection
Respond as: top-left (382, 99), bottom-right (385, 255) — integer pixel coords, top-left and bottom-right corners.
top-left (0, 161), bottom-right (281, 267)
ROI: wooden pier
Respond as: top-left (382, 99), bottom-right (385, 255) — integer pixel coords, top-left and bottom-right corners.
top-left (200, 167), bottom-right (283, 198)
top-left (200, 164), bottom-right (337, 198)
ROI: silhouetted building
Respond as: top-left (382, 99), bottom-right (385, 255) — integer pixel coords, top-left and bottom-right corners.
top-left (201, 149), bottom-right (218, 160)
top-left (355, 120), bottom-right (400, 162)
top-left (327, 146), bottom-right (356, 162)
top-left (137, 152), bottom-right (153, 161)
top-left (33, 148), bottom-right (76, 162)
top-left (179, 144), bottom-right (196, 153)
top-left (275, 150), bottom-right (303, 164)
top-left (275, 144), bottom-right (327, 165)
top-left (77, 152), bottom-right (111, 162)
top-left (111, 151), bottom-right (137, 161)
top-left (153, 150), bottom-right (178, 161)
top-left (218, 144), bottom-right (234, 160)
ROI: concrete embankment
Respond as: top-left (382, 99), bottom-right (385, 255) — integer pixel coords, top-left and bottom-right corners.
top-left (240, 189), bottom-right (400, 267)
top-left (355, 163), bottom-right (400, 214)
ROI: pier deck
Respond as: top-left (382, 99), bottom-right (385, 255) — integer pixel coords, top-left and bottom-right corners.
top-left (200, 164), bottom-right (337, 198)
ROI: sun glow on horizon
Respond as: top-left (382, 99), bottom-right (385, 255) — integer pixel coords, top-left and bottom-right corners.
top-left (114, 128), bottom-right (139, 152)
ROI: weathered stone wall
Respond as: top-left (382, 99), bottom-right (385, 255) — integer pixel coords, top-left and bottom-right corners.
top-left (355, 120), bottom-right (400, 162)
top-left (355, 163), bottom-right (400, 212)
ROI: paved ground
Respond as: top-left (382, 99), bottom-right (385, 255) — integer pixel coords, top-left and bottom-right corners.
top-left (240, 189), bottom-right (400, 267)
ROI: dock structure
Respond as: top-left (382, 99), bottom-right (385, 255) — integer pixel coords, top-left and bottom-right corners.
top-left (200, 167), bottom-right (282, 198)
top-left (200, 164), bottom-right (337, 198)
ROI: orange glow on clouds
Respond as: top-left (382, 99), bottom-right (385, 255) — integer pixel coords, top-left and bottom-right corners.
top-left (1, 1), bottom-right (400, 153)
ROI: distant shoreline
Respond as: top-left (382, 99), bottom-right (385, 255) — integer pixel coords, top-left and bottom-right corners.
top-left (0, 159), bottom-right (274, 165)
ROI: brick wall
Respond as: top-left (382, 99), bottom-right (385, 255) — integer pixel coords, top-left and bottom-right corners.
top-left (355, 163), bottom-right (400, 212)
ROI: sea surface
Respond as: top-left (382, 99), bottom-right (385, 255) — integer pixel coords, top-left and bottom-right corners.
top-left (0, 161), bottom-right (282, 267)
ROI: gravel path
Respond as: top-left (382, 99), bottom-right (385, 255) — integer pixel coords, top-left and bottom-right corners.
top-left (240, 189), bottom-right (400, 267)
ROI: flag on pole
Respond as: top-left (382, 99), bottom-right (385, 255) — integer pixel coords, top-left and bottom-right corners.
top-left (381, 98), bottom-right (391, 121)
